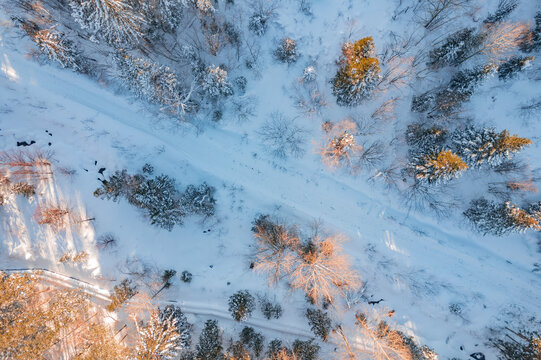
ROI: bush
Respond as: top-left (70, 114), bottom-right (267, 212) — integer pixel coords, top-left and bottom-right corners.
top-left (305, 308), bottom-right (332, 341)
top-left (228, 290), bottom-right (256, 321)
top-left (274, 37), bottom-right (298, 64)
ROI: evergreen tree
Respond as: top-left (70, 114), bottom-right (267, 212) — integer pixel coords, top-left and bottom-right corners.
top-left (181, 183), bottom-right (216, 217)
top-left (32, 27), bottom-right (80, 70)
top-left (520, 12), bottom-right (541, 52)
top-left (274, 37), bottom-right (299, 64)
top-left (196, 320), bottom-right (223, 360)
top-left (248, 12), bottom-right (269, 36)
top-left (94, 169), bottom-right (144, 202)
top-left (332, 37), bottom-right (381, 106)
top-left (135, 310), bottom-right (182, 360)
top-left (73, 323), bottom-right (128, 360)
top-left (427, 28), bottom-right (485, 68)
top-left (201, 65), bottom-right (233, 101)
top-left (239, 327), bottom-right (264, 357)
top-left (70, 0), bottom-right (144, 45)
top-left (107, 278), bottom-right (137, 312)
top-left (498, 56), bottom-right (535, 80)
top-left (292, 339), bottom-right (320, 360)
top-left (484, 0), bottom-right (518, 25)
top-left (141, 0), bottom-right (186, 34)
top-left (160, 305), bottom-right (193, 348)
top-left (228, 290), bottom-right (256, 322)
top-left (132, 174), bottom-right (184, 231)
top-left (414, 150), bottom-right (468, 184)
top-left (452, 127), bottom-right (531, 167)
top-left (260, 297), bottom-right (283, 320)
top-left (464, 198), bottom-right (541, 236)
top-left (305, 308), bottom-right (332, 341)
top-left (115, 53), bottom-right (186, 114)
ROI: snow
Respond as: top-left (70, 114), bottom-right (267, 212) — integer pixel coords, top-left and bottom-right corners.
top-left (1, 0), bottom-right (541, 358)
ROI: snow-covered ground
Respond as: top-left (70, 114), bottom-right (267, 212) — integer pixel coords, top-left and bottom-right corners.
top-left (1, 0), bottom-right (541, 358)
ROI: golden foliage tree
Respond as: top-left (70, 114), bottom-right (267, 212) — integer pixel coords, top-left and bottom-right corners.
top-left (415, 150), bottom-right (468, 183)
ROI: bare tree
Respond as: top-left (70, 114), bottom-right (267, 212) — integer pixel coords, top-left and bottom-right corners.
top-left (252, 215), bottom-right (299, 285)
top-left (33, 206), bottom-right (72, 230)
top-left (414, 0), bottom-right (473, 32)
top-left (290, 226), bottom-right (361, 305)
top-left (258, 112), bottom-right (307, 159)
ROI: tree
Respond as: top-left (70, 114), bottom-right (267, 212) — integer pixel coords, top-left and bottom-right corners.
top-left (201, 65), bottom-right (233, 101)
top-left (320, 119), bottom-right (363, 170)
top-left (115, 53), bottom-right (189, 115)
top-left (239, 327), bottom-right (264, 357)
top-left (73, 323), bottom-right (128, 360)
top-left (414, 150), bottom-right (468, 184)
top-left (427, 28), bottom-right (484, 68)
top-left (292, 339), bottom-right (320, 360)
top-left (464, 198), bottom-right (541, 236)
top-left (305, 308), bottom-right (332, 341)
top-left (491, 327), bottom-right (541, 359)
top-left (258, 112), bottom-right (306, 159)
top-left (196, 320), bottom-right (223, 360)
top-left (181, 183), bottom-right (216, 217)
top-left (290, 229), bottom-right (361, 305)
top-left (333, 311), bottom-right (413, 360)
top-left (498, 56), bottom-right (535, 80)
top-left (70, 0), bottom-right (144, 45)
top-left (520, 12), bottom-right (541, 52)
top-left (33, 205), bottom-right (72, 230)
top-left (228, 290), bottom-right (256, 322)
top-left (107, 278), bottom-right (137, 312)
top-left (248, 12), bottom-right (269, 36)
top-left (141, 0), bottom-right (187, 34)
top-left (274, 37), bottom-right (298, 63)
top-left (94, 169), bottom-right (144, 202)
top-left (251, 215), bottom-right (299, 285)
top-left (259, 297), bottom-right (283, 320)
top-left (0, 271), bottom-right (91, 360)
top-left (452, 127), bottom-right (532, 167)
top-left (332, 37), bottom-right (381, 106)
top-left (132, 174), bottom-right (184, 231)
top-left (32, 27), bottom-right (80, 70)
top-left (135, 310), bottom-right (182, 360)
top-left (484, 0), bottom-right (518, 25)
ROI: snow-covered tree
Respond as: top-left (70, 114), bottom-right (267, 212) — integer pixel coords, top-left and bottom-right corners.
top-left (132, 174), bottom-right (184, 231)
top-left (464, 198), bottom-right (541, 236)
top-left (491, 327), bottom-right (541, 359)
top-left (107, 278), bottom-right (137, 312)
top-left (332, 37), bottom-right (381, 106)
top-left (74, 323), bottom-right (128, 360)
top-left (135, 310), bottom-right (182, 360)
top-left (181, 183), bottom-right (216, 217)
top-left (320, 119), bottom-right (363, 170)
top-left (196, 320), bottom-right (223, 360)
top-left (274, 37), bottom-right (298, 64)
top-left (452, 127), bottom-right (531, 167)
top-left (427, 28), bottom-right (484, 68)
top-left (290, 230), bottom-right (361, 305)
top-left (32, 27), bottom-right (80, 70)
top-left (141, 0), bottom-right (187, 34)
top-left (94, 169), bottom-right (144, 202)
top-left (115, 53), bottom-right (189, 115)
top-left (484, 0), bottom-right (518, 25)
top-left (498, 56), bottom-right (535, 80)
top-left (259, 297), bottom-right (283, 320)
top-left (292, 339), bottom-right (320, 360)
top-left (258, 112), bottom-right (306, 159)
top-left (414, 149), bottom-right (468, 184)
top-left (239, 327), bottom-right (264, 357)
top-left (70, 0), bottom-right (144, 45)
top-left (305, 308), bottom-right (332, 341)
top-left (520, 12), bottom-right (541, 52)
top-left (303, 66), bottom-right (317, 82)
top-left (251, 215), bottom-right (299, 285)
top-left (228, 290), bottom-right (256, 322)
top-left (201, 65), bottom-right (233, 101)
top-left (248, 12), bottom-right (269, 36)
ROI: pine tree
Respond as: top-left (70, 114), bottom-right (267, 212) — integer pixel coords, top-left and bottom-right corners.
top-left (498, 56), bottom-right (535, 80)
top-left (160, 305), bottom-right (193, 348)
top-left (332, 37), bottom-right (381, 106)
top-left (452, 127), bottom-right (531, 167)
top-left (292, 339), bottom-right (320, 360)
top-left (181, 183), bottom-right (216, 217)
top-left (414, 150), bottom-right (468, 183)
top-left (239, 327), bottom-right (264, 357)
top-left (464, 198), bottom-right (541, 236)
top-left (228, 290), bottom-right (256, 322)
top-left (32, 27), bottom-right (80, 70)
top-left (305, 308), bottom-right (332, 341)
top-left (196, 320), bottom-right (223, 360)
top-left (70, 0), bottom-right (144, 45)
top-left (135, 310), bottom-right (182, 360)
top-left (520, 12), bottom-right (541, 52)
top-left (141, 0), bottom-right (187, 34)
top-left (115, 53), bottom-right (186, 115)
top-left (132, 174), bottom-right (184, 231)
top-left (248, 12), bottom-right (269, 36)
top-left (73, 323), bottom-right (128, 360)
top-left (201, 65), bottom-right (233, 101)
top-left (107, 278), bottom-right (137, 312)
top-left (484, 0), bottom-right (518, 25)
top-left (427, 28), bottom-right (485, 68)
top-left (259, 298), bottom-right (283, 320)
top-left (274, 37), bottom-right (299, 64)
top-left (94, 169), bottom-right (144, 202)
